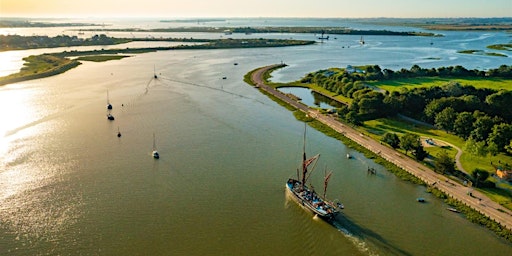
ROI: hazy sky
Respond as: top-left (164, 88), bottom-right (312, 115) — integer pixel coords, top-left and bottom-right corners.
top-left (1, 0), bottom-right (511, 18)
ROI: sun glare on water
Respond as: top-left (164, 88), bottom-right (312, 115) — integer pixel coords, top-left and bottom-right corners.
top-left (0, 85), bottom-right (38, 155)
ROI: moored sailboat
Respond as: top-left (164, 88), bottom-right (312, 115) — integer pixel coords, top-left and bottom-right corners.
top-left (152, 133), bottom-right (160, 159)
top-left (107, 89), bottom-right (113, 110)
top-left (285, 124), bottom-right (342, 220)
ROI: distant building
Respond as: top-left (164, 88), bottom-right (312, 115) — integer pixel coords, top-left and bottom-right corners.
top-left (345, 65), bottom-right (364, 74)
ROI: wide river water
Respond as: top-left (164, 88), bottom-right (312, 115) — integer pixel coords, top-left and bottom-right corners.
top-left (1, 18), bottom-right (511, 255)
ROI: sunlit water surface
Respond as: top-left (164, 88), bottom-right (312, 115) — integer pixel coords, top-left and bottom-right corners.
top-left (1, 18), bottom-right (511, 255)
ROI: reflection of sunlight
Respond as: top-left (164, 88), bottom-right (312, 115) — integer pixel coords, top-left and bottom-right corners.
top-left (0, 50), bottom-right (25, 77)
top-left (0, 86), bottom-right (36, 155)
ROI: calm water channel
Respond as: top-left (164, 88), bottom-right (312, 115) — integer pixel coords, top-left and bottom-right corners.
top-left (1, 18), bottom-right (511, 255)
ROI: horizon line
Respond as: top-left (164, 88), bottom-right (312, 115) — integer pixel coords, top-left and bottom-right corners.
top-left (2, 15), bottom-right (512, 20)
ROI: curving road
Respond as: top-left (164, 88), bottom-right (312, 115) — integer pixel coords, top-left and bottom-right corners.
top-left (250, 64), bottom-right (512, 231)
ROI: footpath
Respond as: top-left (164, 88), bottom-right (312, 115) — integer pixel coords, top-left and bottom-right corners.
top-left (250, 64), bottom-right (512, 231)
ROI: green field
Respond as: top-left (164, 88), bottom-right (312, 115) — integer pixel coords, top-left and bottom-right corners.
top-left (369, 76), bottom-right (512, 92)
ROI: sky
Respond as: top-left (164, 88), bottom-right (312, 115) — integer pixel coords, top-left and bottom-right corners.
top-left (1, 0), bottom-right (511, 19)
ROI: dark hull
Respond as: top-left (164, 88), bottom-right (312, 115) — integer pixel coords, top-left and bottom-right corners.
top-left (286, 178), bottom-right (338, 219)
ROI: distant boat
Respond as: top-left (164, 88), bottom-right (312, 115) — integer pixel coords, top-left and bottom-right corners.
top-left (346, 153), bottom-right (351, 159)
top-left (107, 113), bottom-right (115, 120)
top-left (447, 207), bottom-right (460, 213)
top-left (360, 36), bottom-right (365, 45)
top-left (107, 89), bottom-right (113, 110)
top-left (285, 124), bottom-right (342, 220)
top-left (318, 30), bottom-right (329, 41)
top-left (117, 126), bottom-right (121, 137)
top-left (152, 133), bottom-right (160, 159)
top-left (417, 197), bottom-right (426, 203)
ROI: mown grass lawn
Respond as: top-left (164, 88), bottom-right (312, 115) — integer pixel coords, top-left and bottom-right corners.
top-left (369, 77), bottom-right (512, 92)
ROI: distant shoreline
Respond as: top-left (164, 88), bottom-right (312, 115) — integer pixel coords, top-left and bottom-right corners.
top-left (0, 37), bottom-right (314, 86)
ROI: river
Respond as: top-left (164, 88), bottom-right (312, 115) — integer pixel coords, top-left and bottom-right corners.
top-left (0, 18), bottom-right (511, 255)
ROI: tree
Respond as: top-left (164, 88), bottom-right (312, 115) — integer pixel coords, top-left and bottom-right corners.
top-left (345, 111), bottom-right (361, 126)
top-left (464, 137), bottom-right (488, 157)
top-left (470, 114), bottom-right (495, 142)
top-left (400, 133), bottom-right (420, 156)
top-left (453, 112), bottom-right (475, 139)
top-left (485, 90), bottom-right (512, 121)
top-left (434, 107), bottom-right (457, 131)
top-left (487, 142), bottom-right (499, 158)
top-left (382, 132), bottom-right (400, 149)
top-left (471, 169), bottom-right (490, 188)
top-left (505, 140), bottom-right (512, 155)
top-left (487, 123), bottom-right (512, 152)
top-left (425, 98), bottom-right (448, 122)
top-left (435, 150), bottom-right (455, 174)
top-left (413, 144), bottom-right (428, 161)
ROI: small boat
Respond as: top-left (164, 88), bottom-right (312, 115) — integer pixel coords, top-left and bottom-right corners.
top-left (318, 30), bottom-right (329, 40)
top-left (346, 153), bottom-right (351, 159)
top-left (447, 207), bottom-right (460, 213)
top-left (417, 197), bottom-right (426, 203)
top-left (107, 113), bottom-right (115, 120)
top-left (359, 36), bottom-right (365, 45)
top-left (152, 133), bottom-right (159, 159)
top-left (117, 126), bottom-right (121, 137)
top-left (285, 124), bottom-right (342, 220)
top-left (106, 89), bottom-right (113, 109)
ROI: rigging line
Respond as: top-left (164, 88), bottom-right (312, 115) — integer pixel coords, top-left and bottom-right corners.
top-left (157, 75), bottom-right (271, 106)
top-left (144, 76), bottom-right (155, 95)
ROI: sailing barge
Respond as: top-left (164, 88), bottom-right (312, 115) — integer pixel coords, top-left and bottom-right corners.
top-left (285, 125), bottom-right (343, 220)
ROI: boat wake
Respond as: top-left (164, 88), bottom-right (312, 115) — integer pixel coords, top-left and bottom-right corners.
top-left (330, 219), bottom-right (380, 256)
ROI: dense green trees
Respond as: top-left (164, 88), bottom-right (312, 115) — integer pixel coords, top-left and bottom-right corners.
top-left (303, 64), bottom-right (512, 157)
top-left (0, 34), bottom-right (130, 50)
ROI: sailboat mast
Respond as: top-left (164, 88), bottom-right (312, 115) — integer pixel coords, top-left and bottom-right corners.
top-left (323, 169), bottom-right (332, 199)
top-left (302, 123), bottom-right (307, 186)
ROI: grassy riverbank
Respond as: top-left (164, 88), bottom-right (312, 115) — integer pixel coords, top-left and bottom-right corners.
top-left (0, 54), bottom-right (81, 86)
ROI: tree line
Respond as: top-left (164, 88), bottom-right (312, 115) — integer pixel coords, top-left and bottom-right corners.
top-left (0, 34), bottom-right (130, 51)
top-left (302, 64), bottom-right (512, 160)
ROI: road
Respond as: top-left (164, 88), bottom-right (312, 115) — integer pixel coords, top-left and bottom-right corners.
top-left (250, 64), bottom-right (512, 231)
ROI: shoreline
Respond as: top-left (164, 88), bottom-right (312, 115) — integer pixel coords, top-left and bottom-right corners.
top-left (0, 38), bottom-right (313, 86)
top-left (247, 64), bottom-right (512, 235)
